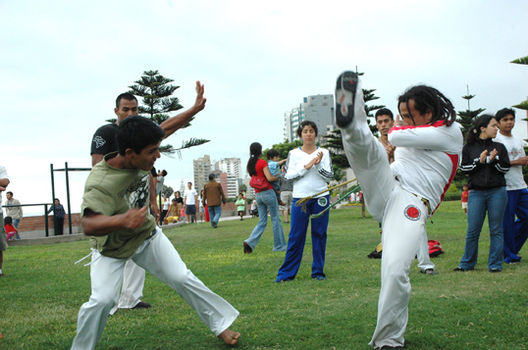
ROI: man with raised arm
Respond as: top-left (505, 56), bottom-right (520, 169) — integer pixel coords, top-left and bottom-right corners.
top-left (72, 116), bottom-right (239, 350)
top-left (90, 82), bottom-right (206, 313)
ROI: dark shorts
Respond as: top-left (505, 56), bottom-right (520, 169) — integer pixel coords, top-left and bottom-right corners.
top-left (185, 205), bottom-right (196, 215)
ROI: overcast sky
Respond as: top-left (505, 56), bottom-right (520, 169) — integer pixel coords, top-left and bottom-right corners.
top-left (2, 0), bottom-right (527, 216)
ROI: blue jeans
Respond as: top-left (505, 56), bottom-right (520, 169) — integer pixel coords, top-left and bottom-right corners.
top-left (13, 218), bottom-right (21, 239)
top-left (208, 205), bottom-right (222, 227)
top-left (276, 195), bottom-right (330, 281)
top-left (459, 187), bottom-right (507, 270)
top-left (502, 189), bottom-right (528, 262)
top-left (244, 189), bottom-right (286, 252)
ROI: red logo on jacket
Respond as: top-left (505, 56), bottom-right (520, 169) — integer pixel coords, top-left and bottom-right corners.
top-left (404, 205), bottom-right (421, 221)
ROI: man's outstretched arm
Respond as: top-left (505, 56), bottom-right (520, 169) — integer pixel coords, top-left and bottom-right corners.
top-left (160, 81), bottom-right (206, 138)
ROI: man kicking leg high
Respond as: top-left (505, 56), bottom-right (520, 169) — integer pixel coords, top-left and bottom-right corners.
top-left (335, 71), bottom-right (462, 349)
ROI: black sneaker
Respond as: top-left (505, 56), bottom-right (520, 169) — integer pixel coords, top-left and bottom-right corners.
top-left (335, 71), bottom-right (359, 128)
top-left (132, 301), bottom-right (151, 309)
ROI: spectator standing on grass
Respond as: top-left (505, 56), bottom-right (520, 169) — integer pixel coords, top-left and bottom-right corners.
top-left (159, 195), bottom-right (170, 225)
top-left (0, 165), bottom-right (10, 277)
top-left (5, 191), bottom-right (22, 239)
top-left (279, 167), bottom-right (294, 224)
top-left (48, 198), bottom-right (66, 235)
top-left (184, 182), bottom-right (198, 224)
top-left (455, 115), bottom-right (509, 273)
top-left (243, 142), bottom-right (287, 254)
top-left (198, 190), bottom-right (205, 222)
top-left (461, 184), bottom-right (469, 215)
top-left (203, 174), bottom-right (226, 228)
top-left (235, 193), bottom-right (246, 220)
top-left (275, 120), bottom-right (333, 282)
top-left (494, 107), bottom-right (528, 264)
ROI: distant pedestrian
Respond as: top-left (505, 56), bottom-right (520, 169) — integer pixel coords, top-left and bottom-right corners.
top-left (461, 184), bottom-right (469, 215)
top-left (48, 198), bottom-right (66, 235)
top-left (203, 174), bottom-right (226, 228)
top-left (0, 165), bottom-right (10, 277)
top-left (198, 190), bottom-right (205, 222)
top-left (235, 193), bottom-right (246, 220)
top-left (279, 167), bottom-right (294, 223)
top-left (5, 191), bottom-right (22, 239)
top-left (184, 182), bottom-right (198, 224)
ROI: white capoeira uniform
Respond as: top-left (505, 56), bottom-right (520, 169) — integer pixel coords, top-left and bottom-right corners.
top-left (339, 78), bottom-right (462, 349)
top-left (71, 227), bottom-right (239, 350)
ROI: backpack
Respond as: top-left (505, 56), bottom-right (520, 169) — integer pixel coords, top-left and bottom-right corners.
top-left (428, 239), bottom-right (444, 257)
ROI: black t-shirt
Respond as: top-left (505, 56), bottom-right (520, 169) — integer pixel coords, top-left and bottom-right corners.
top-left (90, 124), bottom-right (118, 156)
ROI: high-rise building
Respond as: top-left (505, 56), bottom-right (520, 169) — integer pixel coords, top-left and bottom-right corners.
top-left (193, 155), bottom-right (242, 199)
top-left (193, 155), bottom-right (211, 193)
top-left (217, 158), bottom-right (241, 198)
top-left (284, 94), bottom-right (334, 142)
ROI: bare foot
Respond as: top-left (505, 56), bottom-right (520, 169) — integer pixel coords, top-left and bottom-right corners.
top-left (218, 328), bottom-right (240, 346)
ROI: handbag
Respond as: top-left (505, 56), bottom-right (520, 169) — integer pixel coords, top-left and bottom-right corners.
top-left (249, 175), bottom-right (270, 190)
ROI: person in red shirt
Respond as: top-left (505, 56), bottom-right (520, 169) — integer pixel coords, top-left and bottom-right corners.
top-left (243, 142), bottom-right (287, 253)
top-left (461, 184), bottom-right (469, 215)
top-left (4, 216), bottom-right (17, 241)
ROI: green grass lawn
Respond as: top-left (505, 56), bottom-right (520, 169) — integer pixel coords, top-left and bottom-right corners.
top-left (1, 201), bottom-right (527, 349)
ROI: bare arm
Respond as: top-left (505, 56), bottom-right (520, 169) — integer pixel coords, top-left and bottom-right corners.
top-left (510, 156), bottom-right (528, 166)
top-left (263, 166), bottom-right (278, 182)
top-left (160, 81), bottom-right (207, 138)
top-left (149, 174), bottom-right (160, 221)
top-left (81, 207), bottom-right (147, 236)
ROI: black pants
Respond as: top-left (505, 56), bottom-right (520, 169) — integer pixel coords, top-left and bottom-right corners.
top-left (160, 210), bottom-right (168, 225)
top-left (54, 217), bottom-right (64, 235)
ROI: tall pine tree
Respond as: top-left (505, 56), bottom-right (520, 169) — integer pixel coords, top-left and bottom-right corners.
top-left (456, 84), bottom-right (485, 138)
top-left (128, 70), bottom-right (209, 155)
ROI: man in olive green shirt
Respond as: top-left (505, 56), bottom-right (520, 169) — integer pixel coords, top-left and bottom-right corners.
top-left (71, 116), bottom-right (240, 350)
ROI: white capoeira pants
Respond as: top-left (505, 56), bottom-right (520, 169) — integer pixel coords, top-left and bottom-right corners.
top-left (109, 259), bottom-right (145, 315)
top-left (71, 227), bottom-right (239, 350)
top-left (340, 84), bottom-right (429, 349)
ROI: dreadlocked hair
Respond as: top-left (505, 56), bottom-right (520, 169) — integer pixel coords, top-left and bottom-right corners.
top-left (247, 142), bottom-right (262, 176)
top-left (398, 85), bottom-right (456, 126)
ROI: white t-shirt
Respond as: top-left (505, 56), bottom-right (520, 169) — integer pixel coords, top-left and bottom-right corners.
top-left (494, 133), bottom-right (527, 191)
top-left (0, 165), bottom-right (8, 214)
top-left (184, 188), bottom-right (198, 205)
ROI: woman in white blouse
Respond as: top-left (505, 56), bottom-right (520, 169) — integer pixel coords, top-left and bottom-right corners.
top-left (275, 120), bottom-right (334, 282)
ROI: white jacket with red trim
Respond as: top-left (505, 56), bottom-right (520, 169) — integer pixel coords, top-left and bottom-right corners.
top-left (388, 121), bottom-right (463, 213)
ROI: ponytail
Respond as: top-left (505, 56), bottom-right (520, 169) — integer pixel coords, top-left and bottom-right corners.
top-left (246, 142), bottom-right (262, 176)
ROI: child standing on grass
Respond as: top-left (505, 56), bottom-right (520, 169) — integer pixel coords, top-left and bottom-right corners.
top-left (267, 149), bottom-right (287, 205)
top-left (461, 184), bottom-right (469, 215)
top-left (235, 193), bottom-right (246, 220)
